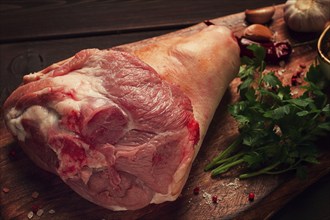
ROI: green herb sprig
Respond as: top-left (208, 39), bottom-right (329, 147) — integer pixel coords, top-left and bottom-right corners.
top-left (205, 44), bottom-right (330, 179)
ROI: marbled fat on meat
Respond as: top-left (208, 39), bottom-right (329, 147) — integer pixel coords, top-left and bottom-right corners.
top-left (3, 25), bottom-right (240, 210)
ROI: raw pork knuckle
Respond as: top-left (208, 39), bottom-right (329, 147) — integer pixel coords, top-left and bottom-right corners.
top-left (3, 25), bottom-right (240, 210)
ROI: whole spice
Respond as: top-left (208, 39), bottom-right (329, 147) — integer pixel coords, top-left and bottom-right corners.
top-left (36, 209), bottom-right (44, 217)
top-left (243, 24), bottom-right (274, 42)
top-left (31, 204), bottom-right (40, 214)
top-left (291, 70), bottom-right (303, 86)
top-left (245, 6), bottom-right (276, 24)
top-left (31, 191), bottom-right (39, 199)
top-left (9, 149), bottom-right (16, 159)
top-left (284, 0), bottom-right (330, 32)
top-left (212, 195), bottom-right (218, 203)
top-left (248, 192), bottom-right (255, 201)
top-left (193, 187), bottom-right (200, 195)
top-left (2, 187), bottom-right (10, 193)
top-left (27, 211), bottom-right (34, 219)
top-left (237, 37), bottom-right (292, 64)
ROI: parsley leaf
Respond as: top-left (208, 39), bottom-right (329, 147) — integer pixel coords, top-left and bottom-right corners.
top-left (205, 45), bottom-right (330, 179)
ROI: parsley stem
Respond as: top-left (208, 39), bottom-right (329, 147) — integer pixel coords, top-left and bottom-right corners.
top-left (204, 136), bottom-right (242, 171)
top-left (211, 159), bottom-right (245, 177)
top-left (239, 161), bottom-right (281, 179)
top-left (266, 159), bottom-right (303, 175)
top-left (210, 153), bottom-right (245, 168)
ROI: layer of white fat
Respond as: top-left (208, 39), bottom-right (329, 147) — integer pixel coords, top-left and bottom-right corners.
top-left (52, 71), bottom-right (109, 108)
top-left (53, 70), bottom-right (135, 130)
top-left (51, 72), bottom-right (126, 180)
top-left (53, 71), bottom-right (131, 119)
top-left (6, 105), bottom-right (58, 142)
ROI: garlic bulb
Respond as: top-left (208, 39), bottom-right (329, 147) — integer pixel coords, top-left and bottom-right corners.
top-left (284, 0), bottom-right (330, 32)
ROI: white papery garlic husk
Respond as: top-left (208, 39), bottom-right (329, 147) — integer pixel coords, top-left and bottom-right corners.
top-left (284, 0), bottom-right (330, 32)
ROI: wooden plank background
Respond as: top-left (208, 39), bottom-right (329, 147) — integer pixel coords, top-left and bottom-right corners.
top-left (0, 0), bottom-right (285, 43)
top-left (1, 1), bottom-right (330, 220)
top-left (1, 0), bottom-right (285, 105)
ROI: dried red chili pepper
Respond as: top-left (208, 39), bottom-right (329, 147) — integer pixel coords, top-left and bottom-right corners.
top-left (237, 37), bottom-right (292, 64)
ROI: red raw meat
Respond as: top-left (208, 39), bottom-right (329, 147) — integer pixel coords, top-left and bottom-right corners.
top-left (3, 25), bottom-right (240, 210)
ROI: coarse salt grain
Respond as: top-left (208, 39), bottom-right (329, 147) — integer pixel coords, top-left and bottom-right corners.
top-left (27, 211), bottom-right (34, 219)
top-left (277, 69), bottom-right (285, 76)
top-left (36, 209), bottom-right (44, 217)
top-left (226, 178), bottom-right (240, 189)
top-left (202, 191), bottom-right (212, 205)
top-left (49, 209), bottom-right (55, 214)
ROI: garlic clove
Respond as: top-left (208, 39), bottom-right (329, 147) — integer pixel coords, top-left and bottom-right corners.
top-left (245, 6), bottom-right (276, 24)
top-left (243, 24), bottom-right (274, 42)
top-left (284, 0), bottom-right (330, 32)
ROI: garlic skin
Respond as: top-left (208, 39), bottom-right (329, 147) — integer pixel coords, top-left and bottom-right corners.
top-left (284, 0), bottom-right (330, 32)
top-left (243, 24), bottom-right (274, 42)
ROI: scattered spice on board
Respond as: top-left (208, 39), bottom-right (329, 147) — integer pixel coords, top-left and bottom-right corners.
top-left (31, 204), bottom-right (40, 214)
top-left (31, 191), bottom-right (39, 199)
top-left (226, 178), bottom-right (241, 189)
top-left (202, 191), bottom-right (212, 205)
top-left (193, 187), bottom-right (200, 195)
top-left (291, 70), bottom-right (303, 86)
top-left (2, 187), bottom-right (10, 193)
top-left (27, 211), bottom-right (34, 219)
top-left (9, 150), bottom-right (16, 157)
top-left (248, 192), bottom-right (255, 201)
top-left (212, 195), bottom-right (218, 204)
top-left (36, 209), bottom-right (44, 217)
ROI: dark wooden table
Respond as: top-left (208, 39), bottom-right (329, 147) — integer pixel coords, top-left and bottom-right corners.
top-left (1, 1), bottom-right (329, 219)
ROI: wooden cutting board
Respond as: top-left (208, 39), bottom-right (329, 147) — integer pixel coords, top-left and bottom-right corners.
top-left (1, 4), bottom-right (329, 220)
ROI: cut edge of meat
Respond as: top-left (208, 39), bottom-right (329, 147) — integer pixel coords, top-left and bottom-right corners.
top-left (3, 48), bottom-right (201, 211)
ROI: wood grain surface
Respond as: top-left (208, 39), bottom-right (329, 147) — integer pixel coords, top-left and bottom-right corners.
top-left (1, 4), bottom-right (329, 220)
top-left (0, 0), bottom-right (285, 43)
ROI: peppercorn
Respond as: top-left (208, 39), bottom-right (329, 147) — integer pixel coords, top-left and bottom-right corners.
top-left (9, 150), bottom-right (17, 160)
top-left (31, 204), bottom-right (40, 214)
top-left (212, 195), bottom-right (218, 203)
top-left (193, 187), bottom-right (200, 195)
top-left (248, 192), bottom-right (255, 201)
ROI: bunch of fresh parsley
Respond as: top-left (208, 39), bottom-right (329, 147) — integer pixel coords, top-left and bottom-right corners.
top-left (205, 44), bottom-right (330, 179)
